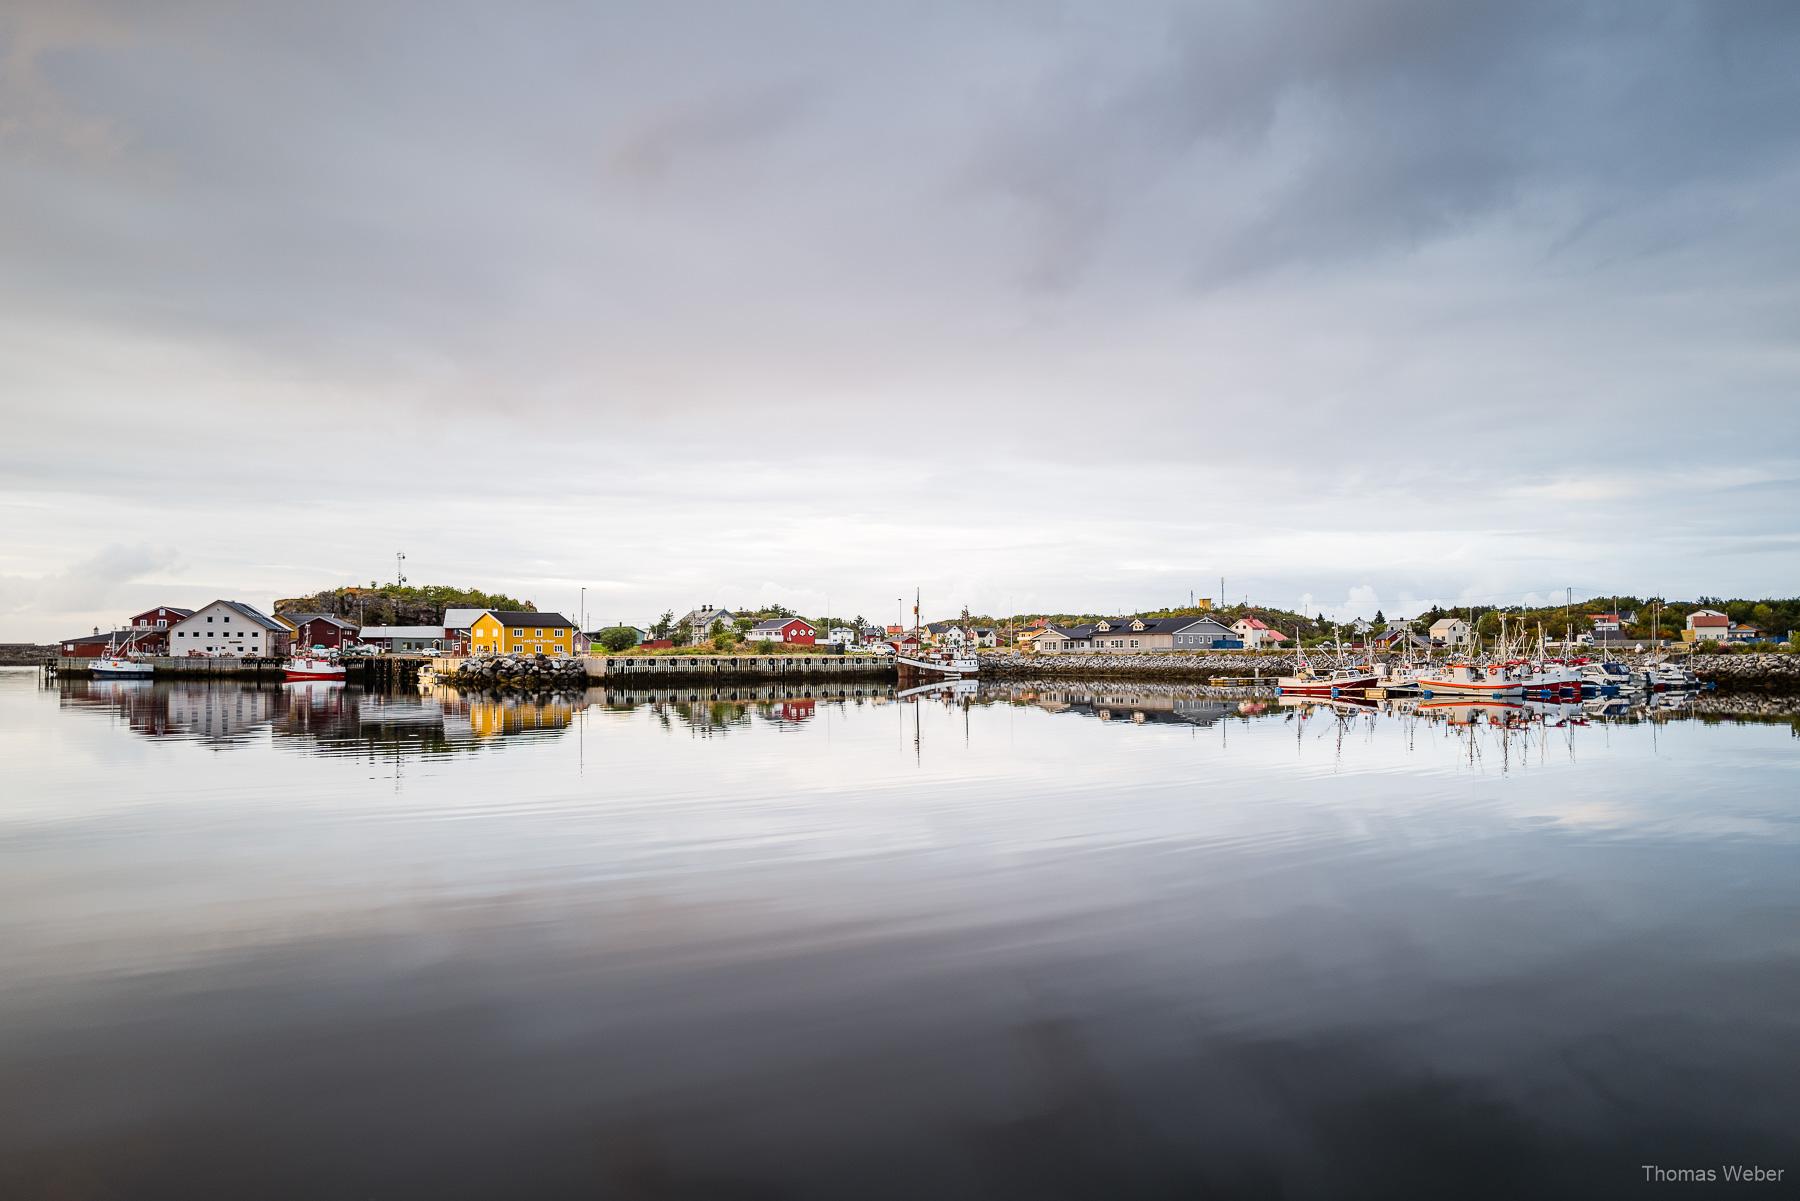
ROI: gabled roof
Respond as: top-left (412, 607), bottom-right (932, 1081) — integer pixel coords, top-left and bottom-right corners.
top-left (751, 616), bottom-right (813, 631)
top-left (132, 605), bottom-right (193, 619)
top-left (281, 612), bottom-right (357, 629)
top-left (1234, 616), bottom-right (1273, 630)
top-left (442, 608), bottom-right (487, 629)
top-left (179, 599), bottom-right (286, 632)
top-left (357, 626), bottom-right (445, 639)
top-left (483, 611), bottom-right (574, 627)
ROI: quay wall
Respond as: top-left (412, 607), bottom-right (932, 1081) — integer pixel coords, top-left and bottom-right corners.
top-left (583, 653), bottom-right (895, 685)
top-left (428, 652), bottom-right (898, 689)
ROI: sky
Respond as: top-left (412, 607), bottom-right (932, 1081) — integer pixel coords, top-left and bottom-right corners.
top-left (3, 0), bottom-right (1798, 640)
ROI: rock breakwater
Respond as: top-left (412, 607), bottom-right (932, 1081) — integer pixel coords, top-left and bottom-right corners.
top-left (444, 654), bottom-right (587, 690)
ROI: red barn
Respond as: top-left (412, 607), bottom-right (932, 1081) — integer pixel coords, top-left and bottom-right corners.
top-left (59, 628), bottom-right (160, 657)
top-left (284, 613), bottom-right (358, 651)
top-left (747, 617), bottom-right (816, 645)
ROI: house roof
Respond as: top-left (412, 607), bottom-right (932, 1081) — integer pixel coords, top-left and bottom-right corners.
top-left (132, 605), bottom-right (193, 619)
top-left (751, 617), bottom-right (812, 631)
top-left (1048, 616), bottom-right (1232, 640)
top-left (1589, 613), bottom-right (1622, 622)
top-left (357, 626), bottom-right (445, 639)
top-left (60, 628), bottom-right (156, 645)
top-left (1687, 611), bottom-right (1729, 625)
top-left (442, 608), bottom-right (486, 629)
top-left (1428, 617), bottom-right (1466, 631)
top-left (1235, 616), bottom-right (1273, 630)
top-left (484, 612), bottom-right (574, 627)
top-left (679, 607), bottom-right (733, 625)
top-left (281, 612), bottom-right (357, 629)
top-left (187, 600), bottom-right (286, 632)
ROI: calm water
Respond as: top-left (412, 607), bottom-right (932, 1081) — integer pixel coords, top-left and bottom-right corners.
top-left (4, 669), bottom-right (1798, 1199)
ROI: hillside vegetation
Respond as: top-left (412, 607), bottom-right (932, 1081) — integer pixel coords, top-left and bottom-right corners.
top-left (274, 584), bottom-right (532, 627)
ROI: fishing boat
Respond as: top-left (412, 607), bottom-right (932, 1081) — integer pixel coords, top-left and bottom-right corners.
top-left (1276, 636), bottom-right (1377, 696)
top-left (283, 654), bottom-right (346, 682)
top-left (1579, 659), bottom-right (1641, 694)
top-left (1414, 660), bottom-right (1526, 698)
top-left (1645, 661), bottom-right (1698, 691)
top-left (90, 628), bottom-right (154, 677)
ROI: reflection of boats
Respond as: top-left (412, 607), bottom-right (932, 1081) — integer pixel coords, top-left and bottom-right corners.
top-left (283, 655), bottom-right (346, 682)
top-left (1415, 698), bottom-right (1530, 726)
top-left (1646, 661), bottom-right (1699, 692)
top-left (897, 678), bottom-right (980, 701)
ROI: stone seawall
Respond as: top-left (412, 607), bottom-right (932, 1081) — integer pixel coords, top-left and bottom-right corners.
top-left (981, 650), bottom-right (1800, 690)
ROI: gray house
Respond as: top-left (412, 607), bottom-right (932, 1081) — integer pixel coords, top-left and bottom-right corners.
top-left (1036, 615), bottom-right (1239, 654)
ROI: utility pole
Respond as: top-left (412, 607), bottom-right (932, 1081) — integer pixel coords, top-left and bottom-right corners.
top-left (580, 586), bottom-right (586, 634)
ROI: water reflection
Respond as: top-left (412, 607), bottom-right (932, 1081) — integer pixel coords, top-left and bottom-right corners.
top-left (7, 668), bottom-right (1800, 1198)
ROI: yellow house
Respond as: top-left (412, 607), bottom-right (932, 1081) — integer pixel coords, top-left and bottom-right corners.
top-left (469, 610), bottom-right (576, 656)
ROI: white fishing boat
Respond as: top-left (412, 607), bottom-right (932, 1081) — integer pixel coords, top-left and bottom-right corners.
top-left (1579, 660), bottom-right (1641, 693)
top-left (90, 656), bottom-right (154, 677)
top-left (284, 654), bottom-right (346, 682)
top-left (90, 628), bottom-right (154, 677)
top-left (1276, 633), bottom-right (1377, 696)
top-left (1414, 660), bottom-right (1526, 698)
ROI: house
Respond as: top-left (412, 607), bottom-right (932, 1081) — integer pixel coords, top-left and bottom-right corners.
top-left (824, 626), bottom-right (858, 646)
top-left (1588, 612), bottom-right (1624, 633)
top-left (1015, 629), bottom-right (1045, 651)
top-left (746, 617), bottom-right (816, 645)
top-left (469, 612), bottom-right (576, 656)
top-left (1231, 617), bottom-right (1290, 649)
top-left (885, 625), bottom-right (905, 638)
top-left (860, 625), bottom-right (887, 644)
top-left (59, 627), bottom-right (160, 657)
top-left (284, 613), bottom-right (358, 651)
top-left (356, 626), bottom-right (446, 653)
top-left (1428, 617), bottom-right (1471, 647)
top-left (167, 600), bottom-right (292, 658)
top-left (130, 605), bottom-right (192, 632)
top-left (970, 627), bottom-right (1000, 648)
top-left (1727, 624), bottom-right (1764, 643)
top-left (923, 621), bottom-right (971, 646)
top-left (1683, 609), bottom-right (1730, 642)
top-left (1372, 627), bottom-right (1431, 651)
top-left (1035, 616), bottom-right (1240, 654)
top-left (678, 607), bottom-right (735, 639)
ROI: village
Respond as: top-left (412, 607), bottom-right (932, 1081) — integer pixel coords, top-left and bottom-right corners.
top-left (52, 592), bottom-right (1795, 665)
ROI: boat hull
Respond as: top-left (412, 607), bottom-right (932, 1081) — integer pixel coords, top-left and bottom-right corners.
top-left (1415, 679), bottom-right (1525, 698)
top-left (90, 660), bottom-right (153, 677)
top-left (284, 659), bottom-right (346, 682)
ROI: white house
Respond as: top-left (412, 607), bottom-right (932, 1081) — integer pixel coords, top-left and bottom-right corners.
top-left (167, 600), bottom-right (292, 658)
top-left (1428, 617), bottom-right (1471, 646)
top-left (678, 606), bottom-right (734, 637)
top-left (970, 627), bottom-right (1000, 647)
top-left (824, 626), bottom-right (857, 646)
top-left (1230, 617), bottom-right (1289, 649)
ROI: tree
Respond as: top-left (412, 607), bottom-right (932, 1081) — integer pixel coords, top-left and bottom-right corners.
top-left (711, 623), bottom-right (738, 651)
top-left (1374, 609), bottom-right (1385, 625)
top-left (597, 627), bottom-right (639, 653)
top-left (652, 610), bottom-right (674, 639)
top-left (672, 619), bottom-right (694, 646)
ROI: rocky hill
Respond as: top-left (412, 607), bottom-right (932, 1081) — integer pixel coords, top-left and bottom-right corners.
top-left (274, 585), bottom-right (532, 627)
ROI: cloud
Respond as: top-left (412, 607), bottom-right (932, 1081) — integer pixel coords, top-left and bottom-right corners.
top-left (0, 2), bottom-right (1797, 639)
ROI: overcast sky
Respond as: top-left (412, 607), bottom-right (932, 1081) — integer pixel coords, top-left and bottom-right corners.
top-left (3, 1), bottom-right (1798, 639)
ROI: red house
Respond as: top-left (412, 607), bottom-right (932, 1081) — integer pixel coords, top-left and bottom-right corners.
top-left (284, 613), bottom-right (358, 650)
top-left (747, 617), bottom-right (816, 645)
top-left (130, 605), bottom-right (193, 631)
top-left (59, 628), bottom-right (160, 657)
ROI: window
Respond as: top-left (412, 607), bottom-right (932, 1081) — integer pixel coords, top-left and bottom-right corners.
top-left (513, 629), bottom-right (523, 637)
top-left (535, 628), bottom-right (543, 637)
top-left (207, 616), bottom-right (214, 623)
top-left (534, 643), bottom-right (543, 653)
top-left (157, 619), bottom-right (166, 628)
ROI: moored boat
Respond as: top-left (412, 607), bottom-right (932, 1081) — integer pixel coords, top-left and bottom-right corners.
top-left (1414, 660), bottom-right (1526, 698)
top-left (284, 655), bottom-right (346, 682)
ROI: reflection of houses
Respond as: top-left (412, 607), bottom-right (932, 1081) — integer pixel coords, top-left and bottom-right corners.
top-left (467, 695), bottom-right (580, 738)
top-left (767, 698), bottom-right (816, 723)
top-left (1025, 687), bottom-right (1236, 727)
top-left (163, 683), bottom-right (280, 746)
